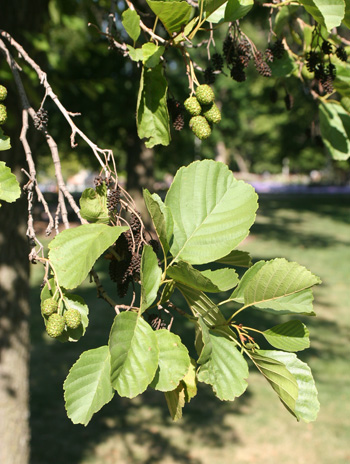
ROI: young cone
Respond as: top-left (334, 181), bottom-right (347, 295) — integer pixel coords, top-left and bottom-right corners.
top-left (46, 313), bottom-right (65, 338)
top-left (195, 84), bottom-right (215, 105)
top-left (64, 308), bottom-right (82, 329)
top-left (0, 85), bottom-right (7, 101)
top-left (184, 96), bottom-right (202, 116)
top-left (41, 297), bottom-right (59, 316)
top-left (189, 115), bottom-right (212, 140)
top-left (0, 104), bottom-right (7, 125)
top-left (202, 103), bottom-right (221, 124)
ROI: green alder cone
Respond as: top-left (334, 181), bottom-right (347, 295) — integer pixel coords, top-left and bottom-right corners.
top-left (0, 85), bottom-right (7, 101)
top-left (46, 313), bottom-right (66, 338)
top-left (195, 84), bottom-right (215, 105)
top-left (202, 103), bottom-right (222, 124)
top-left (189, 115), bottom-right (212, 140)
top-left (64, 308), bottom-right (82, 329)
top-left (0, 104), bottom-right (7, 125)
top-left (41, 297), bottom-right (59, 316)
top-left (184, 96), bottom-right (202, 116)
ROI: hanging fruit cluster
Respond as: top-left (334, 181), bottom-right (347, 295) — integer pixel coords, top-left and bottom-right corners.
top-left (306, 38), bottom-right (348, 94)
top-left (202, 33), bottom-right (285, 85)
top-left (184, 84), bottom-right (221, 140)
top-left (41, 297), bottom-right (82, 338)
top-left (0, 85), bottom-right (8, 125)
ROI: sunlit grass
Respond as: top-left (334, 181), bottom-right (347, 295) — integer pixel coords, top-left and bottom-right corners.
top-left (29, 194), bottom-right (350, 464)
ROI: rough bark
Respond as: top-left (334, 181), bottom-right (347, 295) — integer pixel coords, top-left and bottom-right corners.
top-left (0, 143), bottom-right (30, 464)
top-left (0, 3), bottom-right (48, 463)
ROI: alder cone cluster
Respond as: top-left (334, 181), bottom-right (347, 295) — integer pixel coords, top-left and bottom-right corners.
top-left (184, 85), bottom-right (221, 140)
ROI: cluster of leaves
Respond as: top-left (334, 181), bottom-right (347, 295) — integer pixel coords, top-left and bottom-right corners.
top-left (42, 160), bottom-right (320, 425)
top-left (0, 86), bottom-right (19, 208)
top-left (115, 0), bottom-right (350, 161)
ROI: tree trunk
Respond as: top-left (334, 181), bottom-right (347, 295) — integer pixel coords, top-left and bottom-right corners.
top-left (126, 132), bottom-right (154, 225)
top-left (0, 5), bottom-right (48, 462)
top-left (233, 152), bottom-right (250, 173)
top-left (215, 140), bottom-right (229, 165)
top-left (0, 144), bottom-right (30, 464)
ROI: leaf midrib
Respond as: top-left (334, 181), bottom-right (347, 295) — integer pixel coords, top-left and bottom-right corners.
top-left (171, 183), bottom-right (235, 263)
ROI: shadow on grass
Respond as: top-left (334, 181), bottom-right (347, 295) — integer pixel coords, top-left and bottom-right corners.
top-left (251, 194), bottom-right (350, 248)
top-left (257, 194), bottom-right (350, 225)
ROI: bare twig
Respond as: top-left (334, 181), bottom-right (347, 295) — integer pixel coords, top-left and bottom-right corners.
top-left (124, 0), bottom-right (167, 44)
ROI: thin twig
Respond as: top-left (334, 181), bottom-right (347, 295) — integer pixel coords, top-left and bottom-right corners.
top-left (124, 0), bottom-right (167, 44)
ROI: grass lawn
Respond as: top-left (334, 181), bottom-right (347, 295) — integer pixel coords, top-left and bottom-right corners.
top-left (29, 194), bottom-right (350, 464)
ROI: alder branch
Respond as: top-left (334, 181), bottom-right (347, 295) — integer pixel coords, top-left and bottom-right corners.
top-left (124, 0), bottom-right (167, 44)
top-left (0, 30), bottom-right (115, 177)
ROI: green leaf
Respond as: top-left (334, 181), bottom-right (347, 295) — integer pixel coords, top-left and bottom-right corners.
top-left (0, 161), bottom-right (21, 206)
top-left (340, 97), bottom-right (350, 114)
top-left (165, 160), bottom-right (258, 264)
top-left (142, 43), bottom-right (165, 68)
top-left (251, 351), bottom-right (299, 417)
top-left (343, 0), bottom-right (350, 27)
top-left (230, 261), bottom-right (266, 303)
top-left (122, 8), bottom-right (141, 42)
top-left (146, 0), bottom-right (192, 34)
top-left (173, 16), bottom-right (199, 42)
top-left (263, 351), bottom-right (320, 422)
top-left (182, 358), bottom-right (197, 402)
top-left (204, 0), bottom-right (228, 16)
top-left (269, 53), bottom-right (297, 77)
top-left (232, 258), bottom-right (321, 314)
top-left (79, 184), bottom-right (109, 224)
top-left (274, 6), bottom-right (300, 36)
top-left (63, 346), bottom-right (114, 425)
top-left (297, 0), bottom-right (345, 31)
top-left (109, 312), bottom-right (159, 398)
top-left (127, 45), bottom-right (144, 62)
top-left (319, 101), bottom-right (350, 161)
top-left (224, 0), bottom-right (254, 21)
top-left (150, 330), bottom-right (190, 391)
top-left (164, 383), bottom-right (186, 421)
top-left (140, 244), bottom-right (162, 313)
top-left (136, 65), bottom-right (170, 148)
top-left (263, 320), bottom-right (310, 352)
top-left (48, 224), bottom-right (128, 289)
top-left (333, 63), bottom-right (350, 98)
top-left (167, 261), bottom-right (238, 292)
top-left (0, 128), bottom-right (11, 151)
top-left (205, 3), bottom-right (226, 23)
top-left (195, 317), bottom-right (212, 364)
top-left (197, 332), bottom-right (249, 401)
top-left (62, 293), bottom-right (89, 341)
top-left (215, 249), bottom-right (252, 268)
top-left (159, 280), bottom-right (175, 304)
top-left (143, 189), bottom-right (173, 255)
top-left (200, 268), bottom-right (239, 292)
top-left (252, 289), bottom-right (316, 316)
top-left (176, 282), bottom-right (227, 327)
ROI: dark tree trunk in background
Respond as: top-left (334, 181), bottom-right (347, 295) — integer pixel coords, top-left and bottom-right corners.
top-left (126, 131), bottom-right (154, 225)
top-left (0, 2), bottom-right (48, 463)
top-left (0, 139), bottom-right (30, 464)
